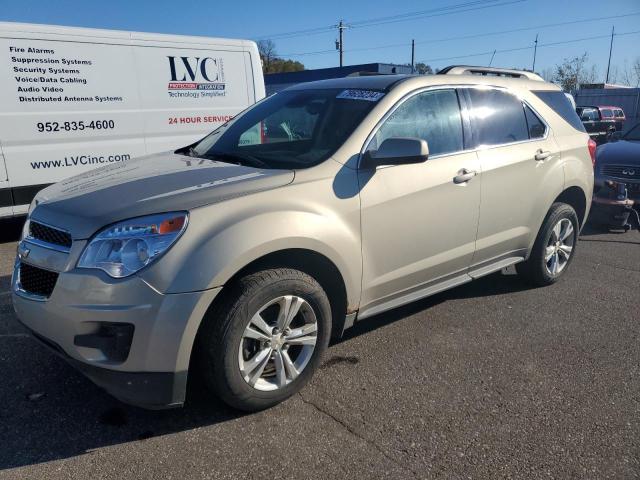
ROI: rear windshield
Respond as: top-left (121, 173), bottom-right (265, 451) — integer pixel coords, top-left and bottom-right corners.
top-left (533, 91), bottom-right (585, 132)
top-left (187, 88), bottom-right (381, 169)
top-left (624, 124), bottom-right (640, 141)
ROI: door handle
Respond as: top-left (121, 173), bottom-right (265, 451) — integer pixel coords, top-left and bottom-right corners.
top-left (453, 169), bottom-right (477, 184)
top-left (534, 149), bottom-right (552, 161)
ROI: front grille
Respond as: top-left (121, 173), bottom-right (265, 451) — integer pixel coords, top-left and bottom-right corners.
top-left (601, 164), bottom-right (640, 181)
top-left (19, 263), bottom-right (59, 298)
top-left (29, 221), bottom-right (72, 249)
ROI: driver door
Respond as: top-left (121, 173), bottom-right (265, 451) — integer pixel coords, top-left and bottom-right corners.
top-left (358, 88), bottom-right (481, 317)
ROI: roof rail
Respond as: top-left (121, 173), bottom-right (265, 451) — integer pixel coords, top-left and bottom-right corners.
top-left (437, 65), bottom-right (545, 82)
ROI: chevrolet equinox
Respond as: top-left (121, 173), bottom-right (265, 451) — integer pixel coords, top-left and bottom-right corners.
top-left (13, 66), bottom-right (594, 411)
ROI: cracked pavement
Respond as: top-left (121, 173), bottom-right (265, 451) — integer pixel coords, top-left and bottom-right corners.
top-left (1, 217), bottom-right (639, 479)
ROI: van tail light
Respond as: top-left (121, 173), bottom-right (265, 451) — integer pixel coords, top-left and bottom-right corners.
top-left (588, 138), bottom-right (597, 167)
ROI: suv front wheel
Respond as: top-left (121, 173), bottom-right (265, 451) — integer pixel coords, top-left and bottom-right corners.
top-left (196, 268), bottom-right (332, 411)
top-left (516, 202), bottom-right (579, 286)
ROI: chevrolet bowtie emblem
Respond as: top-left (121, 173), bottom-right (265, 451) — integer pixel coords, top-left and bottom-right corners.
top-left (17, 242), bottom-right (30, 260)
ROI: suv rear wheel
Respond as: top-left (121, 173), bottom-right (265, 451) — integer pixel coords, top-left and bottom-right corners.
top-left (196, 268), bottom-right (331, 411)
top-left (516, 203), bottom-right (579, 286)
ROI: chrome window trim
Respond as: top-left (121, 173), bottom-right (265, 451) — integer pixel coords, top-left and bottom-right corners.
top-left (358, 84), bottom-right (551, 168)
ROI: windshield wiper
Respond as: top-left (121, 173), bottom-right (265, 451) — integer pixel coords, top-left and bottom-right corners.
top-left (198, 150), bottom-right (269, 169)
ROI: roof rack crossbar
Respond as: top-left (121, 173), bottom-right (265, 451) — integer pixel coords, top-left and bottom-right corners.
top-left (437, 65), bottom-right (544, 82)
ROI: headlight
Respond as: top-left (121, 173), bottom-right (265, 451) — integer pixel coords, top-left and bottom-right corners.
top-left (78, 212), bottom-right (188, 278)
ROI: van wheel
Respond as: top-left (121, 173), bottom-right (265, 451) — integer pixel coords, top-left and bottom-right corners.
top-left (197, 268), bottom-right (331, 412)
top-left (516, 203), bottom-right (579, 287)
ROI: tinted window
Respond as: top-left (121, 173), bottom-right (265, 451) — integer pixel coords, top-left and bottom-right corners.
top-left (368, 89), bottom-right (464, 156)
top-left (524, 105), bottom-right (546, 139)
top-left (533, 91), bottom-right (586, 132)
top-left (624, 124), bottom-right (640, 141)
top-left (468, 88), bottom-right (528, 146)
top-left (615, 109), bottom-right (624, 117)
top-left (579, 107), bottom-right (599, 121)
top-left (601, 109), bottom-right (614, 118)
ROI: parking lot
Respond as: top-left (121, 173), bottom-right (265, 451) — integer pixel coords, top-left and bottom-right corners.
top-left (0, 217), bottom-right (638, 479)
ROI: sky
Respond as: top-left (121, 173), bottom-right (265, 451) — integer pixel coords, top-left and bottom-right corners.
top-left (2, 0), bottom-right (639, 81)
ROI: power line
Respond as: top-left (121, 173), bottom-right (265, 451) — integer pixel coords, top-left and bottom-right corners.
top-left (419, 29), bottom-right (640, 64)
top-left (255, 0), bottom-right (520, 41)
top-left (280, 11), bottom-right (640, 57)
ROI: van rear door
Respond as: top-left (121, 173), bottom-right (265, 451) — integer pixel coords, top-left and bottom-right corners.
top-left (132, 43), bottom-right (252, 153)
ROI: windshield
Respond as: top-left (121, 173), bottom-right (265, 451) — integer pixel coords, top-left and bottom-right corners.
top-left (187, 88), bottom-right (383, 169)
top-left (623, 124), bottom-right (640, 141)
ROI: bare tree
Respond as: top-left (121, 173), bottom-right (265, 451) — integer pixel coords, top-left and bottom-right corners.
top-left (632, 58), bottom-right (640, 87)
top-left (553, 53), bottom-right (598, 91)
top-left (257, 39), bottom-right (277, 72)
top-left (618, 58), bottom-right (640, 87)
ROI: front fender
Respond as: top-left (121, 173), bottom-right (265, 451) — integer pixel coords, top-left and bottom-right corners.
top-left (138, 171), bottom-right (362, 309)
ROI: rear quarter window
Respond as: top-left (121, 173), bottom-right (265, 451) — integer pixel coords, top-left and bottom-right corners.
top-left (532, 91), bottom-right (586, 132)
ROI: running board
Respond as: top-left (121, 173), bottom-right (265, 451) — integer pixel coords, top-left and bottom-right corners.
top-left (468, 256), bottom-right (524, 279)
top-left (356, 255), bottom-right (525, 322)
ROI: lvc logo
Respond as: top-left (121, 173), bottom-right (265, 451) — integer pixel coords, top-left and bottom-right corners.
top-left (167, 56), bottom-right (226, 91)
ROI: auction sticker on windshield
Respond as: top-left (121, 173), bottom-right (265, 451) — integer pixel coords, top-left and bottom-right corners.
top-left (337, 89), bottom-right (385, 101)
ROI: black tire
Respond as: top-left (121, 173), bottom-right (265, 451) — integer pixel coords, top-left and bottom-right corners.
top-left (196, 268), bottom-right (331, 412)
top-left (516, 203), bottom-right (579, 287)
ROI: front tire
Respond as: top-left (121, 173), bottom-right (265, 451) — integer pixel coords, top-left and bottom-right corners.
top-left (517, 203), bottom-right (579, 287)
top-left (196, 268), bottom-right (331, 412)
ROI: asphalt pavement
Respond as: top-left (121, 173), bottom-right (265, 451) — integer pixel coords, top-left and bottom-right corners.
top-left (0, 217), bottom-right (638, 479)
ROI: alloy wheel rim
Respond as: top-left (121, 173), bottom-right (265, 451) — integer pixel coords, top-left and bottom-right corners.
top-left (545, 218), bottom-right (574, 276)
top-left (238, 295), bottom-right (318, 391)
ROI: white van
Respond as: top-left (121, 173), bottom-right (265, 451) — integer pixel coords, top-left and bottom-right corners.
top-left (0, 22), bottom-right (265, 217)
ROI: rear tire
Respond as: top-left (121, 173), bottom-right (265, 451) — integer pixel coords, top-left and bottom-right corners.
top-left (516, 203), bottom-right (579, 287)
top-left (196, 268), bottom-right (331, 412)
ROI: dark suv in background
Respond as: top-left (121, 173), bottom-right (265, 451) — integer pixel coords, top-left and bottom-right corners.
top-left (577, 105), bottom-right (626, 144)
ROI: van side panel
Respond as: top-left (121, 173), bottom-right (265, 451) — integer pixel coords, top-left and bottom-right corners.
top-left (133, 44), bottom-right (251, 153)
top-left (0, 24), bottom-right (264, 214)
top-left (0, 36), bottom-right (147, 191)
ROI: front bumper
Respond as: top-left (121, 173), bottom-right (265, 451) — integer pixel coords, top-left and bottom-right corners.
top-left (12, 250), bottom-right (221, 409)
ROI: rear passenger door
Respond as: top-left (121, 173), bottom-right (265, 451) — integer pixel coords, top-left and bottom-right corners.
top-left (464, 87), bottom-right (562, 270)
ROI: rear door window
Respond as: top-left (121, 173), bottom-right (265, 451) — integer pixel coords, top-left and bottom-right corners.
top-left (601, 109), bottom-right (614, 118)
top-left (467, 88), bottom-right (529, 146)
top-left (532, 91), bottom-right (586, 132)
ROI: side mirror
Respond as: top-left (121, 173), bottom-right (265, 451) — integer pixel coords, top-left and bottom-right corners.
top-left (361, 137), bottom-right (429, 169)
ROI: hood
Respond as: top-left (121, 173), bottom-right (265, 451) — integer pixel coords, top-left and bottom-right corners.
top-left (596, 140), bottom-right (640, 166)
top-left (30, 152), bottom-right (294, 239)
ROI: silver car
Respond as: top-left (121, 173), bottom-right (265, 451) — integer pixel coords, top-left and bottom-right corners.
top-left (12, 66), bottom-right (594, 411)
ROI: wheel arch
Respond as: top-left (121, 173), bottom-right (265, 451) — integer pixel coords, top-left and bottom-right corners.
top-left (198, 248), bottom-right (351, 344)
top-left (554, 186), bottom-right (588, 228)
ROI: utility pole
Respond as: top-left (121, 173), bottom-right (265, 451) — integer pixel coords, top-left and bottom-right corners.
top-left (532, 34), bottom-right (538, 72)
top-left (411, 39), bottom-right (415, 73)
top-left (605, 26), bottom-right (615, 84)
top-left (336, 20), bottom-right (345, 67)
top-left (489, 49), bottom-right (496, 67)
